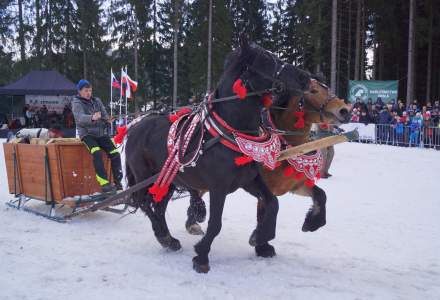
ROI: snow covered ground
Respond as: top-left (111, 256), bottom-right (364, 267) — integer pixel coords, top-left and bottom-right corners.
top-left (1, 140), bottom-right (439, 300)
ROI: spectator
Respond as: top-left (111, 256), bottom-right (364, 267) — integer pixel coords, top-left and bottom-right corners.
top-left (350, 108), bottom-right (360, 122)
top-left (359, 110), bottom-right (370, 124)
top-left (409, 112), bottom-right (423, 147)
top-left (422, 111), bottom-right (434, 147)
top-left (396, 101), bottom-right (405, 116)
top-left (427, 101), bottom-right (433, 111)
top-left (23, 104), bottom-right (30, 127)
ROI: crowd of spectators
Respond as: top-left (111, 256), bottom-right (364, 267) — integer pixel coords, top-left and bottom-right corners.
top-left (349, 98), bottom-right (440, 147)
top-left (0, 104), bottom-right (75, 130)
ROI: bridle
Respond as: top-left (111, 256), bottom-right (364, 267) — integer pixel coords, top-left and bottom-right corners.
top-left (271, 78), bottom-right (338, 123)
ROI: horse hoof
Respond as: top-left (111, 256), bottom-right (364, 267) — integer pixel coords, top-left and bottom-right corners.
top-left (248, 229), bottom-right (257, 247)
top-left (302, 211), bottom-right (326, 232)
top-left (157, 235), bottom-right (182, 251)
top-left (186, 223), bottom-right (204, 235)
top-left (255, 243), bottom-right (276, 258)
top-left (192, 256), bottom-right (210, 273)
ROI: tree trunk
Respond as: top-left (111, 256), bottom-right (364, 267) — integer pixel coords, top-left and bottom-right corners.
top-left (347, 0), bottom-right (351, 80)
top-left (360, 1), bottom-right (365, 80)
top-left (426, 0), bottom-right (433, 102)
top-left (330, 0), bottom-right (337, 93)
top-left (173, 0), bottom-right (179, 109)
top-left (406, 0), bottom-right (415, 107)
top-left (207, 0), bottom-right (213, 93)
top-left (134, 22), bottom-right (139, 113)
top-left (18, 0), bottom-right (26, 63)
top-left (152, 0), bottom-right (157, 109)
top-left (315, 2), bottom-right (322, 74)
top-left (336, 2), bottom-right (342, 94)
top-left (354, 0), bottom-right (361, 80)
top-left (35, 0), bottom-right (42, 66)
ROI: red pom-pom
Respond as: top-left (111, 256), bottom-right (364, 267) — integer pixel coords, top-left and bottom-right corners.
top-left (320, 123), bottom-right (329, 130)
top-left (262, 94), bottom-right (273, 108)
top-left (114, 126), bottom-right (127, 144)
top-left (294, 172), bottom-right (304, 180)
top-left (304, 179), bottom-right (315, 187)
top-left (168, 114), bottom-right (179, 123)
top-left (234, 155), bottom-right (254, 166)
top-left (148, 183), bottom-right (169, 202)
top-left (294, 111), bottom-right (305, 129)
top-left (316, 172), bottom-right (321, 179)
top-left (283, 165), bottom-right (296, 177)
top-left (232, 79), bottom-right (247, 100)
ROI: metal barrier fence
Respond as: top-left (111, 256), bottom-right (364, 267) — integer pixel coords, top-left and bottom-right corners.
top-left (368, 124), bottom-right (440, 148)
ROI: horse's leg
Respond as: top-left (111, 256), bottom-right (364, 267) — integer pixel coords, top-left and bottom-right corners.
top-left (130, 165), bottom-right (181, 251)
top-left (185, 189), bottom-right (206, 235)
top-left (192, 189), bottom-right (226, 273)
top-left (151, 187), bottom-right (182, 251)
top-left (243, 175), bottom-right (279, 258)
top-left (301, 185), bottom-right (327, 232)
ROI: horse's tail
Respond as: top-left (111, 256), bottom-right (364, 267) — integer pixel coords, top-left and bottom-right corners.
top-left (119, 135), bottom-right (133, 190)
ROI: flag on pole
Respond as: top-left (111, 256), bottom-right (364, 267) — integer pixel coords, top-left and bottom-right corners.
top-left (111, 70), bottom-right (121, 89)
top-left (121, 67), bottom-right (138, 100)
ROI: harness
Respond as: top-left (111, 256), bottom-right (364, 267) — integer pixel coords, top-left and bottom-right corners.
top-left (147, 50), bottom-right (333, 201)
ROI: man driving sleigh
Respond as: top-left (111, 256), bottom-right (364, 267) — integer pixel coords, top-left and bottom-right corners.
top-left (72, 79), bottom-right (123, 193)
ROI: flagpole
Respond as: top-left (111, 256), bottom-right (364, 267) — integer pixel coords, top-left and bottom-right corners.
top-left (125, 65), bottom-right (128, 125)
top-left (119, 66), bottom-right (123, 126)
top-left (110, 68), bottom-right (113, 134)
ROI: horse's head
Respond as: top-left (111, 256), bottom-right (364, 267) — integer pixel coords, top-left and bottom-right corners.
top-left (220, 36), bottom-right (311, 106)
top-left (215, 37), bottom-right (312, 131)
top-left (300, 79), bottom-right (351, 126)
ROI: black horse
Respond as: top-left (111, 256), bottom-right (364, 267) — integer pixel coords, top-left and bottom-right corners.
top-left (123, 38), bottom-right (310, 273)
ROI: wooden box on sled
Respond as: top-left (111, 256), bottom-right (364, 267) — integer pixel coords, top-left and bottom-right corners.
top-left (3, 139), bottom-right (113, 203)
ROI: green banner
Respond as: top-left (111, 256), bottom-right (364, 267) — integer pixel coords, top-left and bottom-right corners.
top-left (348, 80), bottom-right (398, 103)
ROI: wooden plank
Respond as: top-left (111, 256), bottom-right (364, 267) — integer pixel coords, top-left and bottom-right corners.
top-left (277, 130), bottom-right (359, 161)
top-left (3, 143), bottom-right (21, 194)
top-left (56, 143), bottom-right (113, 198)
top-left (15, 144), bottom-right (48, 201)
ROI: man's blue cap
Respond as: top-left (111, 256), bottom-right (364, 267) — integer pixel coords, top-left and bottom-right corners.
top-left (77, 79), bottom-right (91, 91)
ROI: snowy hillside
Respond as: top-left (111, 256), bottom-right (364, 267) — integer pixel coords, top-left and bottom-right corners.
top-left (1, 141), bottom-right (439, 300)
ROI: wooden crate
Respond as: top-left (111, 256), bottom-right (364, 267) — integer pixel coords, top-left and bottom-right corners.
top-left (3, 142), bottom-right (113, 203)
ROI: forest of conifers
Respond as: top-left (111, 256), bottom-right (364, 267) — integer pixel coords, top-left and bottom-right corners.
top-left (0, 0), bottom-right (439, 110)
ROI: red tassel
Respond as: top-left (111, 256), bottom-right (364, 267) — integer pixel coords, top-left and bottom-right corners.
top-left (294, 111), bottom-right (305, 129)
top-left (316, 172), bottom-right (321, 179)
top-left (283, 165), bottom-right (296, 177)
top-left (148, 183), bottom-right (169, 202)
top-left (114, 126), bottom-right (127, 144)
top-left (304, 179), bottom-right (315, 187)
top-left (234, 155), bottom-right (254, 166)
top-left (262, 94), bottom-right (273, 108)
top-left (294, 172), bottom-right (304, 180)
top-left (232, 79), bottom-right (247, 100)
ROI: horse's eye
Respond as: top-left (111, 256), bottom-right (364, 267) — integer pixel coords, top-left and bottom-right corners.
top-left (311, 89), bottom-right (319, 94)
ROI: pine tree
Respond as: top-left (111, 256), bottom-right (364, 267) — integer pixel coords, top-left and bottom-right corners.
top-left (228, 0), bottom-right (270, 47)
top-left (184, 0), bottom-right (232, 98)
top-left (0, 0), bottom-right (14, 85)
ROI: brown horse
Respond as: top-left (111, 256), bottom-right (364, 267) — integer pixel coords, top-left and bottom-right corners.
top-left (186, 78), bottom-right (351, 237)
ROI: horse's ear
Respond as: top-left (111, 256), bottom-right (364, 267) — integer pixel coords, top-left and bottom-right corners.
top-left (298, 70), bottom-right (311, 91)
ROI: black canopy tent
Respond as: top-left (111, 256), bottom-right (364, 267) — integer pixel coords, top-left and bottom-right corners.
top-left (0, 70), bottom-right (77, 96)
top-left (0, 70), bottom-right (77, 120)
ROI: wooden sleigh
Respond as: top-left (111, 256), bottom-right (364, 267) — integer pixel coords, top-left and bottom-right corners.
top-left (3, 130), bottom-right (359, 222)
top-left (3, 139), bottom-right (128, 222)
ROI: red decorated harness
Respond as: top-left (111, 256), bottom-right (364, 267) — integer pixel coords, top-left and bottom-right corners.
top-left (265, 110), bottom-right (323, 187)
top-left (148, 94), bottom-right (282, 202)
